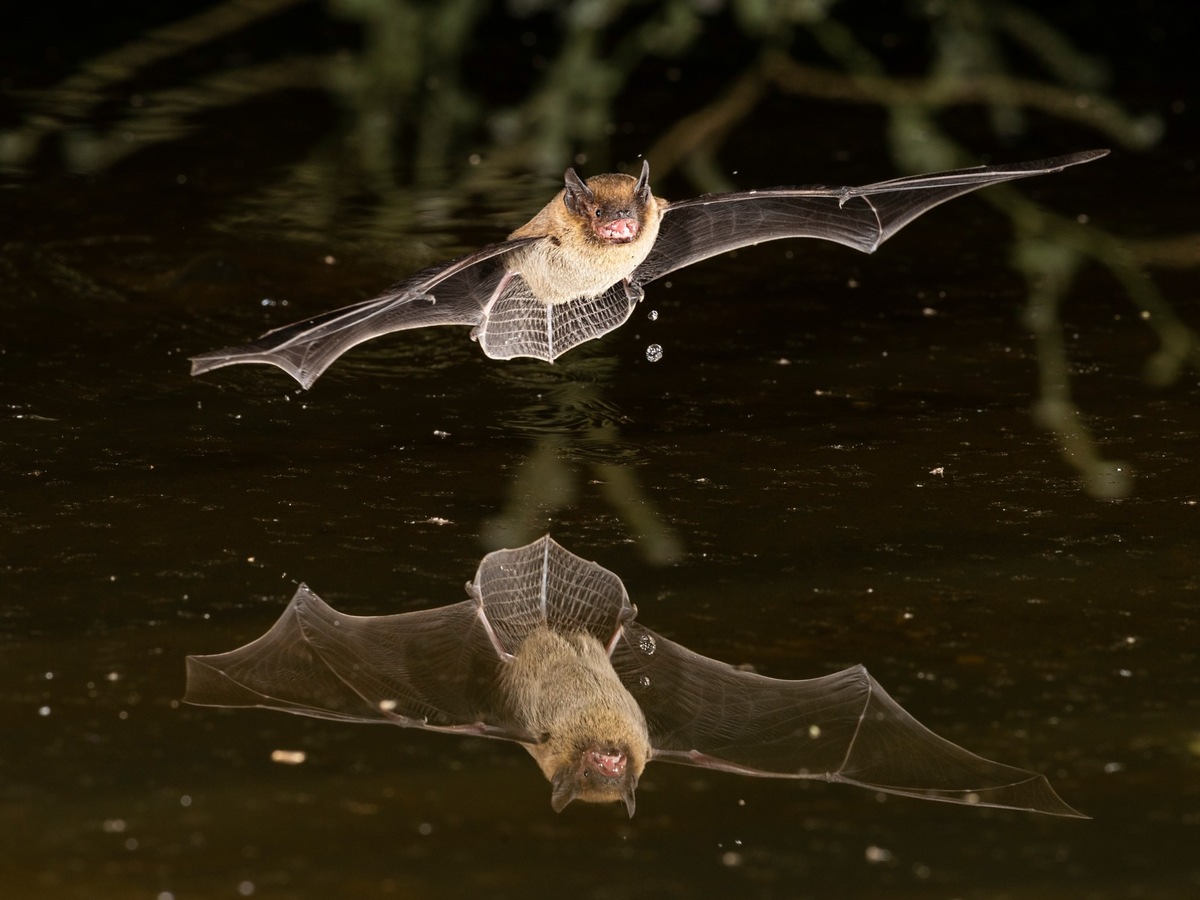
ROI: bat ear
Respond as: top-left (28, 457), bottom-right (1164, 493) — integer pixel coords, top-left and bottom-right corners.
top-left (562, 168), bottom-right (594, 216)
top-left (634, 158), bottom-right (651, 202)
top-left (549, 769), bottom-right (582, 813)
top-left (621, 781), bottom-right (637, 818)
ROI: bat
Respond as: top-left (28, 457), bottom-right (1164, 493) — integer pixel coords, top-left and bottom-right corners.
top-left (189, 150), bottom-right (1108, 389)
top-left (185, 535), bottom-right (1084, 818)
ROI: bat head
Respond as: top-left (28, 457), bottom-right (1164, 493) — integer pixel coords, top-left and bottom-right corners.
top-left (549, 742), bottom-right (639, 817)
top-left (561, 160), bottom-right (653, 246)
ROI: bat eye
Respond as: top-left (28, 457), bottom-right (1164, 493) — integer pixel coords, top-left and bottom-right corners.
top-left (594, 209), bottom-right (603, 218)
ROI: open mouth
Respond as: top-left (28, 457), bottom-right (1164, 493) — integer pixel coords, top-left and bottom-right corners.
top-left (588, 748), bottom-right (628, 778)
top-left (597, 218), bottom-right (639, 242)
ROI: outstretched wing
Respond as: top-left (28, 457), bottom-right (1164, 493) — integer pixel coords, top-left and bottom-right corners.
top-left (633, 150), bottom-right (1108, 284)
top-left (612, 623), bottom-right (1084, 816)
top-left (184, 584), bottom-right (525, 740)
top-left (189, 237), bottom-right (544, 389)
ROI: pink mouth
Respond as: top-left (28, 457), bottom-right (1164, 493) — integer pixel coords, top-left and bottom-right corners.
top-left (597, 218), bottom-right (639, 243)
top-left (589, 749), bottom-right (627, 779)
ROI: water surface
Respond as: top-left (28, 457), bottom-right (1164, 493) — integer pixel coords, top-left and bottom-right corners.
top-left (3, 5), bottom-right (1198, 898)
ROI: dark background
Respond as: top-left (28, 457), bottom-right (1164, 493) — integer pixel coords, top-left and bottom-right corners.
top-left (2, 2), bottom-right (1197, 898)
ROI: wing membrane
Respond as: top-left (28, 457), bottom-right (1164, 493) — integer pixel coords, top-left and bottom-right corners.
top-left (612, 623), bottom-right (1084, 816)
top-left (185, 584), bottom-right (518, 738)
top-left (189, 237), bottom-right (543, 388)
top-left (634, 150), bottom-right (1108, 283)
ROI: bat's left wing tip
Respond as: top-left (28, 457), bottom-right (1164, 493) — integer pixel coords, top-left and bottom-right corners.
top-left (188, 349), bottom-right (315, 390)
top-left (188, 353), bottom-right (224, 377)
top-left (1055, 148), bottom-right (1110, 168)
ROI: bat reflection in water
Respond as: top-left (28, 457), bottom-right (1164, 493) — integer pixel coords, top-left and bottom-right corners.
top-left (185, 536), bottom-right (1083, 818)
top-left (191, 150), bottom-right (1108, 389)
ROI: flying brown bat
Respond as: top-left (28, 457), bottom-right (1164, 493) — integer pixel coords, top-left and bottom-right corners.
top-left (189, 150), bottom-right (1108, 389)
top-left (185, 536), bottom-right (1083, 818)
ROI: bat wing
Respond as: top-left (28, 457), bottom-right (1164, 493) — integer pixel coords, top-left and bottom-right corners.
top-left (184, 537), bottom-right (634, 736)
top-left (184, 584), bottom-right (527, 740)
top-left (189, 237), bottom-right (544, 389)
top-left (467, 534), bottom-right (636, 656)
top-left (633, 150), bottom-right (1108, 284)
top-left (470, 279), bottom-right (643, 363)
top-left (611, 624), bottom-right (1084, 816)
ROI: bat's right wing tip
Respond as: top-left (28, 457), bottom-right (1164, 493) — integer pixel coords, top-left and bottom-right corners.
top-left (188, 354), bottom-right (224, 377)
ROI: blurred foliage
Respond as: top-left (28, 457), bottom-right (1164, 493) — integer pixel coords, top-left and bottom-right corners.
top-left (0, 0), bottom-right (1163, 193)
top-left (2, 0), bottom-right (1195, 498)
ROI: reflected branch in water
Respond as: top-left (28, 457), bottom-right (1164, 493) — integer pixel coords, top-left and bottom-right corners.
top-left (481, 433), bottom-right (685, 567)
top-left (790, 11), bottom-right (1186, 497)
top-left (988, 0), bottom-right (1109, 89)
top-left (644, 63), bottom-right (767, 189)
top-left (58, 57), bottom-right (329, 175)
top-left (2, 0), bottom-right (305, 167)
top-left (648, 7), bottom-right (1186, 498)
top-left (1014, 237), bottom-right (1134, 500)
top-left (1006, 198), bottom-right (1200, 390)
top-left (7, 0), bottom-right (1191, 502)
top-left (482, 356), bottom-right (683, 565)
top-left (764, 55), bottom-right (1161, 151)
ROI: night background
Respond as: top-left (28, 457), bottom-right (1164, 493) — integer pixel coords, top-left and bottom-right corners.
top-left (2, 2), bottom-right (1197, 898)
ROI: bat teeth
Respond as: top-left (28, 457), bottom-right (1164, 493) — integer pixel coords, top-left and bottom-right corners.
top-left (598, 218), bottom-right (638, 242)
top-left (589, 748), bottom-right (628, 779)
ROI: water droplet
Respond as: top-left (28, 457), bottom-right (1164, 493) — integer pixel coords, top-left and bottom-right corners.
top-left (638, 675), bottom-right (651, 688)
top-left (647, 309), bottom-right (658, 321)
top-left (645, 344), bottom-right (663, 363)
top-left (638, 634), bottom-right (656, 655)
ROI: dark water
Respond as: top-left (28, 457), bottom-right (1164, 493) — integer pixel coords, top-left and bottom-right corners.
top-left (3, 5), bottom-right (1198, 899)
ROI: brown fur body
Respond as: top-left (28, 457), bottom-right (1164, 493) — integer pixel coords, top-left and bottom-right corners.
top-left (507, 171), bottom-right (667, 304)
top-left (501, 628), bottom-right (650, 812)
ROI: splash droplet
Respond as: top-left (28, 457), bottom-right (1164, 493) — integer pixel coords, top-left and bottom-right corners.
top-left (638, 634), bottom-right (656, 655)
top-left (645, 344), bottom-right (663, 363)
top-left (637, 675), bottom-right (651, 688)
top-left (647, 309), bottom-right (658, 321)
